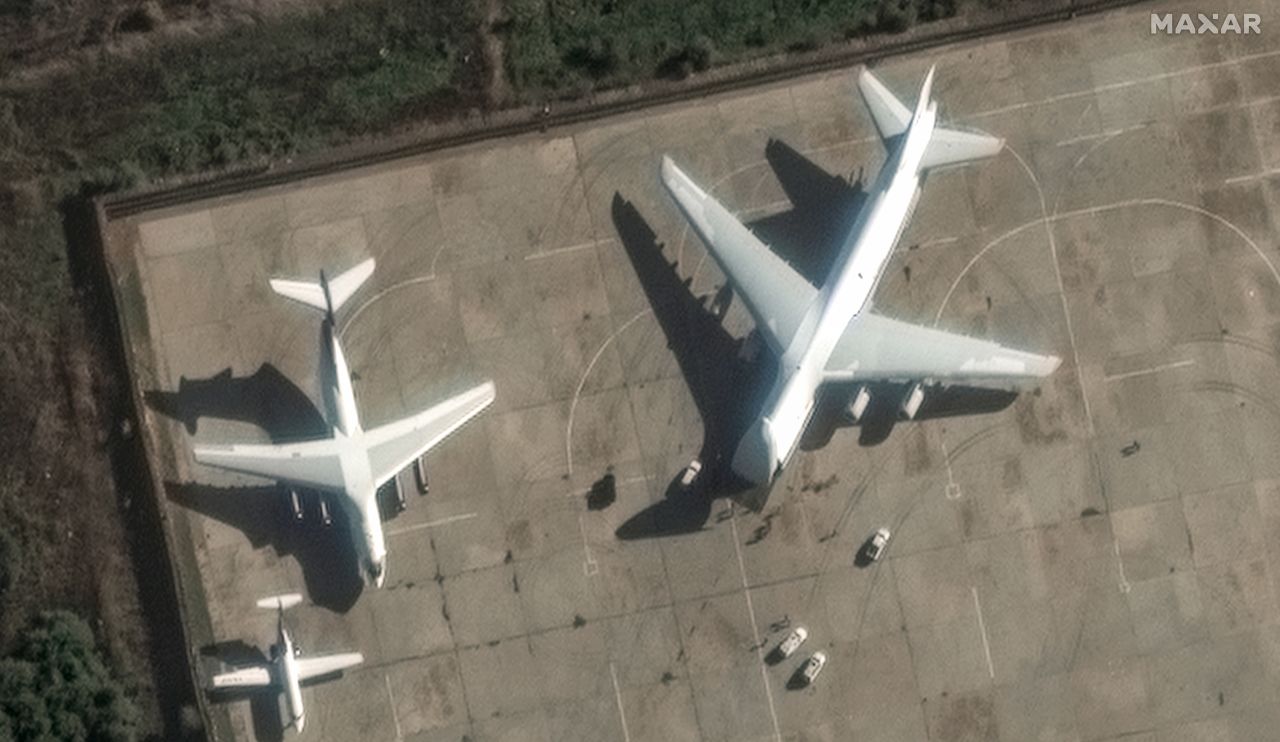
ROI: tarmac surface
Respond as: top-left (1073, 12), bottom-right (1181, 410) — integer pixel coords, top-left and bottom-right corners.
top-left (104, 2), bottom-right (1280, 740)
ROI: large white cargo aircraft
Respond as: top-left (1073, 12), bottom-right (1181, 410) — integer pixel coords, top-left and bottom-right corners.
top-left (192, 258), bottom-right (495, 586)
top-left (209, 593), bottom-right (363, 732)
top-left (660, 65), bottom-right (1061, 486)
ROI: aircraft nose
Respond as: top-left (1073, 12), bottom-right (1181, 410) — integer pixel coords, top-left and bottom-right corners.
top-left (365, 558), bottom-right (386, 588)
top-left (731, 418), bottom-right (778, 486)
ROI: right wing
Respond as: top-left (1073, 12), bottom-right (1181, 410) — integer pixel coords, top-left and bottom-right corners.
top-left (365, 381), bottom-right (495, 487)
top-left (296, 652), bottom-right (364, 683)
top-left (193, 437), bottom-right (346, 493)
top-left (825, 313), bottom-right (1060, 383)
top-left (210, 666), bottom-right (273, 690)
top-left (660, 156), bottom-right (818, 355)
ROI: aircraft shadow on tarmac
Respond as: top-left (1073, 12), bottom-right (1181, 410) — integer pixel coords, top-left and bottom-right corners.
top-left (611, 141), bottom-right (1017, 539)
top-left (199, 641), bottom-right (285, 742)
top-left (148, 365), bottom-right (364, 612)
top-left (144, 364), bottom-right (328, 441)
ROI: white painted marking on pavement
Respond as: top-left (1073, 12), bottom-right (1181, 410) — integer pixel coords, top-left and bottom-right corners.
top-left (972, 587), bottom-right (995, 680)
top-left (386, 512), bottom-right (477, 537)
top-left (1104, 359), bottom-right (1195, 382)
top-left (610, 662), bottom-right (632, 742)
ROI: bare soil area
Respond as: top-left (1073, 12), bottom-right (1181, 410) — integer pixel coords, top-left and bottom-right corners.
top-left (1, 0), bottom-right (342, 80)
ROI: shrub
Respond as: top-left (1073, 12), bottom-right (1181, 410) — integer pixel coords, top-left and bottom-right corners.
top-left (0, 611), bottom-right (140, 741)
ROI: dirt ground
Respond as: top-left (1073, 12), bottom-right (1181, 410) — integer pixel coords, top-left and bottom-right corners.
top-left (0, 0), bottom-right (342, 80)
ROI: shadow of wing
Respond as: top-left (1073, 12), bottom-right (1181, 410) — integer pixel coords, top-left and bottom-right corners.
top-left (166, 482), bottom-right (363, 612)
top-left (145, 364), bottom-right (327, 442)
top-left (748, 139), bottom-right (867, 285)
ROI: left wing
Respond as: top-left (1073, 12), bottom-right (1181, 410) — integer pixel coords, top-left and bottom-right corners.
top-left (194, 438), bottom-right (346, 492)
top-left (824, 313), bottom-right (1060, 382)
top-left (296, 652), bottom-right (364, 683)
top-left (660, 156), bottom-right (819, 356)
top-left (365, 381), bottom-right (496, 487)
top-left (210, 666), bottom-right (273, 690)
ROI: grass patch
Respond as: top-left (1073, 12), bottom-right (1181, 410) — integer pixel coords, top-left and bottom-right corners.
top-left (501, 0), bottom-right (959, 94)
top-left (4, 0), bottom-right (481, 182)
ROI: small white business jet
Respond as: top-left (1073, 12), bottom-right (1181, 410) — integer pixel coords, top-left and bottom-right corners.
top-left (209, 594), bottom-right (364, 732)
top-left (661, 65), bottom-right (1061, 486)
top-left (192, 258), bottom-right (495, 586)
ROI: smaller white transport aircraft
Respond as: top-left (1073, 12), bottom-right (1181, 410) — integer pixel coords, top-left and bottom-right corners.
top-left (192, 258), bottom-right (496, 586)
top-left (208, 594), bottom-right (364, 733)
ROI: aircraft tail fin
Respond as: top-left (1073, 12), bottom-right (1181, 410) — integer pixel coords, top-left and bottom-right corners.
top-left (857, 66), bottom-right (1003, 170)
top-left (270, 258), bottom-right (376, 316)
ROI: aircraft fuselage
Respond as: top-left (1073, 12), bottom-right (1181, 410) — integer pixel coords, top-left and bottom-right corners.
top-left (278, 628), bottom-right (306, 731)
top-left (732, 99), bottom-right (938, 484)
top-left (320, 319), bottom-right (387, 587)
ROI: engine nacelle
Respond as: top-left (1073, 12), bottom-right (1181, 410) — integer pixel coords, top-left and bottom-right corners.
top-left (844, 385), bottom-right (871, 422)
top-left (900, 382), bottom-right (925, 420)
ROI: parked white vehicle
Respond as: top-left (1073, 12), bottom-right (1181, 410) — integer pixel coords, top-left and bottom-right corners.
top-left (680, 459), bottom-right (703, 489)
top-left (776, 627), bottom-right (808, 659)
top-left (865, 527), bottom-right (891, 562)
top-left (800, 651), bottom-right (827, 685)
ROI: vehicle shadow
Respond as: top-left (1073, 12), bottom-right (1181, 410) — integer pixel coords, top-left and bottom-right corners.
top-left (785, 669), bottom-right (813, 691)
top-left (199, 641), bottom-right (284, 742)
top-left (166, 482), bottom-right (363, 612)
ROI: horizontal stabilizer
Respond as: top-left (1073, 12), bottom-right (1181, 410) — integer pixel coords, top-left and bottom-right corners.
top-left (858, 68), bottom-right (912, 140)
top-left (920, 126), bottom-right (1004, 169)
top-left (256, 593), bottom-right (304, 611)
top-left (270, 258), bottom-right (376, 314)
top-left (858, 66), bottom-right (1003, 169)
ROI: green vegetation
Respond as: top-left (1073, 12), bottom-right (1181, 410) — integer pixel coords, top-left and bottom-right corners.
top-left (5, 1), bottom-right (480, 181)
top-left (0, 611), bottom-right (140, 741)
top-left (502, 0), bottom-right (958, 94)
top-left (0, 525), bottom-right (17, 604)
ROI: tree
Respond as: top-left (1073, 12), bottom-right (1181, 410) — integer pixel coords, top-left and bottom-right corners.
top-left (0, 611), bottom-right (139, 741)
